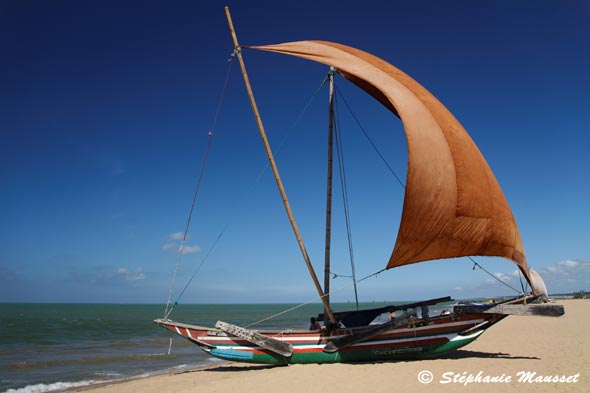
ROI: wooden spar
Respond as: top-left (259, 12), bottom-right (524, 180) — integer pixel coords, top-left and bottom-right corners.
top-left (224, 7), bottom-right (337, 325)
top-left (215, 321), bottom-right (293, 357)
top-left (323, 68), bottom-right (335, 324)
top-left (454, 303), bottom-right (565, 317)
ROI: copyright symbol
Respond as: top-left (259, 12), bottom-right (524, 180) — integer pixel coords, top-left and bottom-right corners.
top-left (418, 370), bottom-right (434, 384)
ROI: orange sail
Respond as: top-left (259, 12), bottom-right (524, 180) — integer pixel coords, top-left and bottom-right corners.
top-left (251, 40), bottom-right (535, 287)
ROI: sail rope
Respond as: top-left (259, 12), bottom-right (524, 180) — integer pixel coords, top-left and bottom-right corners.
top-left (165, 72), bottom-right (328, 320)
top-left (163, 56), bottom-right (234, 319)
top-left (335, 85), bottom-right (406, 189)
top-left (238, 72), bottom-right (521, 329)
top-left (468, 256), bottom-right (524, 295)
top-left (335, 79), bottom-right (525, 297)
top-left (164, 227), bottom-right (228, 320)
top-left (332, 90), bottom-right (359, 309)
top-left (517, 269), bottom-right (528, 294)
top-left (251, 75), bottom-right (328, 184)
top-left (245, 256), bottom-right (523, 328)
top-left (245, 268), bottom-right (386, 328)
top-left (330, 271), bottom-right (354, 279)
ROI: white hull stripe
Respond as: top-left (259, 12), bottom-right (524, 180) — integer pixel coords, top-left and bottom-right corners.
top-left (449, 330), bottom-right (483, 341)
top-left (195, 319), bottom-right (485, 343)
top-left (211, 330), bottom-right (483, 352)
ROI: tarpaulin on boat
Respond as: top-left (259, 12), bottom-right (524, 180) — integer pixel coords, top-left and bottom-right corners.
top-left (251, 40), bottom-right (536, 289)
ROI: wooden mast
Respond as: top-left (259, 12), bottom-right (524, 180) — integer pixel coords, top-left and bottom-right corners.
top-left (323, 68), bottom-right (335, 324)
top-left (224, 7), bottom-right (337, 325)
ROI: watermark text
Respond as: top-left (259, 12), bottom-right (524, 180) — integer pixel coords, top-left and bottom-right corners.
top-left (417, 370), bottom-right (580, 385)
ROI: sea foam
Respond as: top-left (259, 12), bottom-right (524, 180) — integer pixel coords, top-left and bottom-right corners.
top-left (3, 380), bottom-right (94, 393)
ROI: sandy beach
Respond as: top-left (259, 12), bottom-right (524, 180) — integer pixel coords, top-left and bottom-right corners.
top-left (79, 299), bottom-right (588, 393)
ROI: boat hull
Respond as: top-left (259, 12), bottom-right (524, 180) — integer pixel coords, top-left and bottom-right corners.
top-left (155, 312), bottom-right (504, 365)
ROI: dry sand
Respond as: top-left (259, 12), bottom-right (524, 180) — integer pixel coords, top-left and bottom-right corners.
top-left (79, 299), bottom-right (589, 393)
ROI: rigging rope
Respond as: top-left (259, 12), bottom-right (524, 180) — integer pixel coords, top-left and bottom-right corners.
top-left (334, 77), bottom-right (523, 298)
top-left (335, 85), bottom-right (406, 189)
top-left (252, 75), bottom-right (328, 184)
top-left (245, 268), bottom-right (386, 328)
top-left (468, 256), bottom-right (524, 295)
top-left (164, 227), bottom-right (228, 320)
top-left (163, 56), bottom-right (234, 319)
top-left (332, 92), bottom-right (359, 309)
top-left (330, 271), bottom-right (353, 279)
top-left (165, 70), bottom-right (328, 320)
top-left (518, 268), bottom-right (528, 294)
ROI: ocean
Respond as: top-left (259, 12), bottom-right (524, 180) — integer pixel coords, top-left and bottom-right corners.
top-left (0, 301), bottom-right (451, 392)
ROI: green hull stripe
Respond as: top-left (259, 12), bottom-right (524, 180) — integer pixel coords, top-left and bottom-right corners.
top-left (206, 334), bottom-right (481, 365)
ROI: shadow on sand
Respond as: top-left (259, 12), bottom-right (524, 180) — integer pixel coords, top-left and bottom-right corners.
top-left (431, 349), bottom-right (540, 361)
top-left (201, 350), bottom-right (540, 372)
top-left (205, 364), bottom-right (278, 372)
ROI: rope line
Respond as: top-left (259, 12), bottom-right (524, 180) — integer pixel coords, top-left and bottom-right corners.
top-left (330, 270), bottom-right (354, 279)
top-left (335, 85), bottom-right (406, 189)
top-left (245, 268), bottom-right (386, 328)
top-left (519, 269), bottom-right (529, 294)
top-left (332, 94), bottom-right (359, 309)
top-left (163, 57), bottom-right (234, 319)
top-left (333, 76), bottom-right (523, 298)
top-left (165, 70), bottom-right (327, 319)
top-left (164, 227), bottom-right (228, 320)
top-left (252, 75), bottom-right (328, 184)
top-left (468, 256), bottom-right (523, 295)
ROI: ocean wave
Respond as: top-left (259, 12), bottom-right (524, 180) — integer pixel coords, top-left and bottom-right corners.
top-left (91, 371), bottom-right (123, 377)
top-left (4, 353), bottom-right (177, 370)
top-left (3, 380), bottom-right (95, 393)
top-left (3, 360), bottom-right (226, 393)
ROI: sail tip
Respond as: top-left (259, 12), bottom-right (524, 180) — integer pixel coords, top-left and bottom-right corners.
top-left (528, 269), bottom-right (549, 300)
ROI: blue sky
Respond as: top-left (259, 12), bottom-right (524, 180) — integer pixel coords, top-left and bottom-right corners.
top-left (1, 0), bottom-right (588, 304)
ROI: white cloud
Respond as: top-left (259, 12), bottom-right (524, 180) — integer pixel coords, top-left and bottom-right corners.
top-left (161, 242), bottom-right (177, 252)
top-left (482, 261), bottom-right (590, 293)
top-left (181, 245), bottom-right (201, 254)
top-left (560, 260), bottom-right (579, 268)
top-left (162, 232), bottom-right (201, 255)
top-left (542, 259), bottom-right (589, 277)
top-left (527, 259), bottom-right (590, 294)
top-left (168, 232), bottom-right (184, 241)
top-left (485, 272), bottom-right (514, 285)
top-left (72, 266), bottom-right (146, 284)
top-left (114, 267), bottom-right (145, 281)
top-left (161, 243), bottom-right (201, 254)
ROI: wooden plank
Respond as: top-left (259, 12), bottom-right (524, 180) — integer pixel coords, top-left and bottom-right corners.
top-left (455, 304), bottom-right (565, 317)
top-left (215, 321), bottom-right (293, 357)
top-left (323, 312), bottom-right (413, 353)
